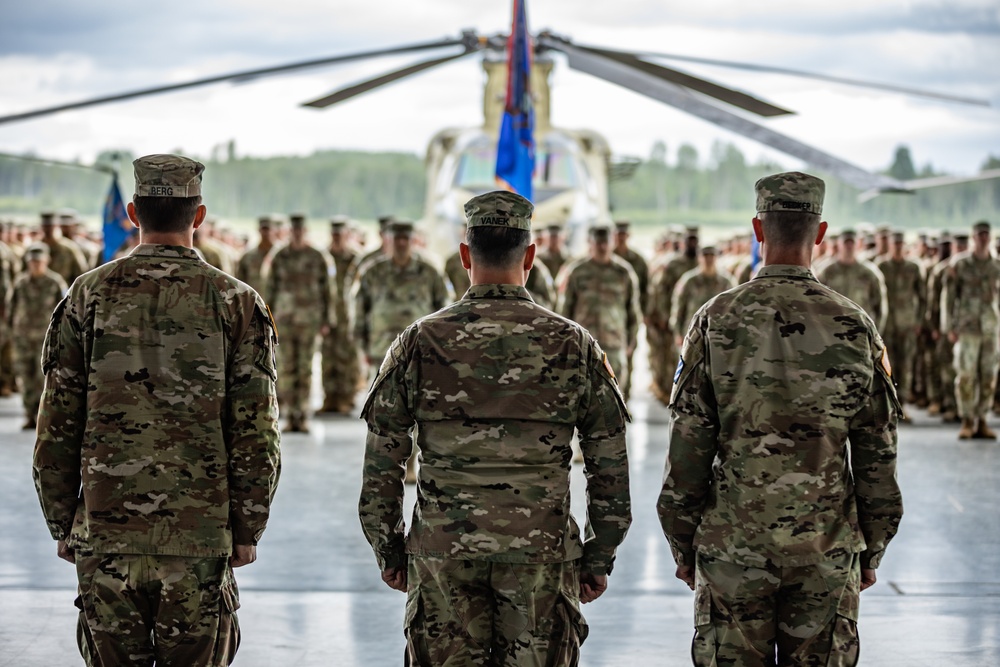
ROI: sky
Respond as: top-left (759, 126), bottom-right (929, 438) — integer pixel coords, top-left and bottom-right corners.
top-left (0, 0), bottom-right (997, 178)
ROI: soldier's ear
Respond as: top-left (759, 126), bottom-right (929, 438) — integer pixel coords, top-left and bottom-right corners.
top-left (459, 242), bottom-right (472, 270)
top-left (524, 243), bottom-right (536, 271)
top-left (192, 205), bottom-right (208, 230)
top-left (126, 201), bottom-right (140, 229)
top-left (815, 221), bottom-right (828, 246)
top-left (751, 217), bottom-right (764, 243)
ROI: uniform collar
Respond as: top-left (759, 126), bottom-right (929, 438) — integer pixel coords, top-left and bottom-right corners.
top-left (754, 264), bottom-right (818, 282)
top-left (463, 284), bottom-right (535, 301)
top-left (130, 244), bottom-right (202, 260)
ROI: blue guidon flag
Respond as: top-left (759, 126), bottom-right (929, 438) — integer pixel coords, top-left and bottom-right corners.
top-left (495, 0), bottom-right (535, 201)
top-left (102, 176), bottom-right (134, 264)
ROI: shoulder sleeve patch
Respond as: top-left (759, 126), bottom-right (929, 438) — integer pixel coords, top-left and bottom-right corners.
top-left (669, 326), bottom-right (706, 406)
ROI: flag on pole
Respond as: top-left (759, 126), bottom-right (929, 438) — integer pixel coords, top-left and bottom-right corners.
top-left (495, 0), bottom-right (535, 201)
top-left (102, 176), bottom-right (133, 263)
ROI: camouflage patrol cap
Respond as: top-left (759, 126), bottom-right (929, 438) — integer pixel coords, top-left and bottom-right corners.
top-left (685, 226), bottom-right (700, 238)
top-left (614, 220), bottom-right (631, 231)
top-left (330, 215), bottom-right (349, 230)
top-left (257, 215), bottom-right (272, 228)
top-left (40, 211), bottom-right (57, 226)
top-left (840, 228), bottom-right (857, 241)
top-left (973, 220), bottom-right (991, 233)
top-left (464, 191), bottom-right (533, 231)
top-left (545, 223), bottom-right (563, 233)
top-left (57, 208), bottom-right (78, 222)
top-left (891, 231), bottom-right (905, 242)
top-left (755, 171), bottom-right (824, 216)
top-left (954, 232), bottom-right (970, 242)
top-left (589, 224), bottom-right (611, 239)
top-left (25, 242), bottom-right (50, 258)
top-left (389, 220), bottom-right (415, 235)
top-left (133, 154), bottom-right (204, 198)
top-left (377, 215), bottom-right (396, 232)
top-left (701, 245), bottom-right (718, 255)
top-left (289, 213), bottom-right (307, 228)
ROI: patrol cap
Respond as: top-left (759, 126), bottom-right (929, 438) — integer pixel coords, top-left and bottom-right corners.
top-left (876, 224), bottom-right (891, 234)
top-left (330, 215), bottom-right (349, 231)
top-left (685, 226), bottom-right (700, 238)
top-left (954, 232), bottom-right (970, 242)
top-left (25, 242), bottom-right (50, 259)
top-left (973, 220), bottom-right (991, 233)
top-left (840, 229), bottom-right (857, 241)
top-left (377, 215), bottom-right (396, 232)
top-left (545, 223), bottom-right (563, 233)
top-left (133, 154), bottom-right (204, 198)
top-left (389, 220), bottom-right (415, 235)
top-left (891, 231), bottom-right (905, 242)
top-left (464, 191), bottom-right (533, 231)
top-left (588, 224), bottom-right (611, 239)
top-left (40, 211), bottom-right (57, 226)
top-left (289, 213), bottom-right (307, 228)
top-left (755, 171), bottom-right (824, 216)
top-left (614, 220), bottom-right (631, 231)
top-left (701, 245), bottom-right (717, 255)
top-left (257, 215), bottom-right (273, 228)
top-left (57, 208), bottom-right (78, 222)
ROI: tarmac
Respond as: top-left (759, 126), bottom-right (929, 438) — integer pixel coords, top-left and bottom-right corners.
top-left (1, 355), bottom-right (998, 666)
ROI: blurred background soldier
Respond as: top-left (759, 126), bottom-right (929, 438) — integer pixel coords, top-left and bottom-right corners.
top-left (193, 216), bottom-right (233, 274)
top-left (613, 220), bottom-right (649, 317)
top-left (37, 211), bottom-right (87, 286)
top-left (817, 229), bottom-right (888, 331)
top-left (321, 216), bottom-right (361, 414)
top-left (264, 213), bottom-right (336, 433)
top-left (557, 225), bottom-right (639, 400)
top-left (647, 227), bottom-right (699, 402)
top-left (0, 228), bottom-right (16, 396)
top-left (537, 223), bottom-right (570, 278)
top-left (236, 215), bottom-right (278, 294)
top-left (524, 255), bottom-right (556, 309)
top-left (929, 233), bottom-right (967, 422)
top-left (670, 246), bottom-right (736, 346)
top-left (58, 209), bottom-right (101, 270)
top-left (443, 223), bottom-right (472, 301)
top-left (7, 243), bottom-right (67, 429)
top-left (943, 221), bottom-right (1000, 439)
top-left (877, 231), bottom-right (926, 420)
top-left (349, 214), bottom-right (395, 286)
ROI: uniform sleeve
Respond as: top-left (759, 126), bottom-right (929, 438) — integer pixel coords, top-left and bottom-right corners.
top-left (32, 295), bottom-right (86, 541)
top-left (625, 267), bottom-right (640, 350)
top-left (225, 300), bottom-right (282, 545)
top-left (322, 251), bottom-right (337, 328)
top-left (353, 274), bottom-right (371, 353)
top-left (358, 329), bottom-right (416, 571)
top-left (576, 339), bottom-right (632, 575)
top-left (873, 268), bottom-right (888, 332)
top-left (941, 267), bottom-right (956, 334)
top-left (669, 277), bottom-right (687, 334)
top-left (657, 322), bottom-right (718, 567)
top-left (432, 268), bottom-right (448, 311)
top-left (848, 336), bottom-right (904, 569)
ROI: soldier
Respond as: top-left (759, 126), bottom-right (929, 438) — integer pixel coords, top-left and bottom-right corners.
top-left (659, 172), bottom-right (902, 666)
top-left (537, 223), bottom-right (570, 278)
top-left (320, 216), bottom-right (362, 414)
top-left (817, 229), bottom-right (888, 331)
top-left (353, 220), bottom-right (448, 374)
top-left (942, 221), bottom-right (1000, 439)
top-left (58, 209), bottom-right (101, 269)
top-left (525, 255), bottom-right (556, 309)
top-left (264, 213), bottom-right (336, 433)
top-left (32, 154), bottom-right (280, 665)
top-left (6, 243), bottom-right (67, 429)
top-left (443, 224), bottom-right (472, 301)
top-left (359, 191), bottom-right (631, 666)
top-left (647, 227), bottom-right (699, 401)
top-left (878, 231), bottom-right (926, 418)
top-left (193, 217), bottom-right (233, 274)
top-left (348, 215), bottom-right (395, 286)
top-left (613, 220), bottom-right (650, 316)
top-left (235, 215), bottom-right (279, 294)
top-left (928, 233), bottom-right (968, 422)
top-left (37, 211), bottom-right (88, 286)
top-left (669, 246), bottom-right (736, 344)
top-left (557, 225), bottom-right (640, 400)
top-left (0, 230), bottom-right (16, 396)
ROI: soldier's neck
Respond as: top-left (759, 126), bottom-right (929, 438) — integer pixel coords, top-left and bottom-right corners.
top-left (761, 244), bottom-right (813, 268)
top-left (139, 229), bottom-right (194, 248)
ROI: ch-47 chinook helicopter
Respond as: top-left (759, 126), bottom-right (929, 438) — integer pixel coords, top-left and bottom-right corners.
top-left (1, 2), bottom-right (995, 248)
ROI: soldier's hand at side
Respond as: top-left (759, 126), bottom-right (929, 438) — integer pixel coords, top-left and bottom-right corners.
top-left (381, 566), bottom-right (407, 592)
top-left (320, 324), bottom-right (331, 336)
top-left (579, 572), bottom-right (608, 603)
top-left (860, 567), bottom-right (877, 592)
top-left (230, 544), bottom-right (257, 568)
top-left (948, 331), bottom-right (958, 344)
top-left (675, 564), bottom-right (695, 590)
top-left (57, 539), bottom-right (75, 564)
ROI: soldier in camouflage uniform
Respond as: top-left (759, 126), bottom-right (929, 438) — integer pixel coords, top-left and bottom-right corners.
top-left (537, 223), bottom-right (570, 278)
top-left (6, 243), bottom-right (67, 429)
top-left (877, 231), bottom-right (926, 418)
top-left (444, 224), bottom-right (473, 301)
top-left (320, 216), bottom-right (361, 414)
top-left (928, 233), bottom-right (967, 421)
top-left (659, 172), bottom-right (902, 667)
top-left (613, 220), bottom-right (650, 316)
top-left (817, 229), bottom-right (888, 331)
top-left (942, 221), bottom-right (1000, 439)
top-left (0, 233), bottom-right (15, 396)
top-left (557, 225), bottom-right (640, 400)
top-left (32, 155), bottom-right (280, 666)
top-left (647, 228), bottom-right (699, 402)
top-left (670, 246), bottom-right (736, 344)
top-left (359, 191), bottom-right (631, 666)
top-left (525, 256), bottom-right (556, 309)
top-left (235, 215), bottom-right (279, 294)
top-left (264, 213), bottom-right (336, 433)
top-left (38, 211), bottom-right (88, 286)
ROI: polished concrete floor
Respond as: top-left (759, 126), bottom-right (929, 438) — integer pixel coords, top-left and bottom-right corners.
top-left (1, 357), bottom-right (998, 666)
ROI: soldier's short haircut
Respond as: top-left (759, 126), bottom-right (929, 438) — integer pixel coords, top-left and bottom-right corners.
top-left (759, 210), bottom-right (821, 247)
top-left (132, 196), bottom-right (202, 234)
top-left (467, 226), bottom-right (531, 270)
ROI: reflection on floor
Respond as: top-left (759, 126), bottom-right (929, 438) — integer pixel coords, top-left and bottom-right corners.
top-left (1, 378), bottom-right (998, 666)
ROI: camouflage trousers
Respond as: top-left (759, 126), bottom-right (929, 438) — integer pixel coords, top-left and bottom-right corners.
top-left (276, 322), bottom-right (321, 421)
top-left (404, 557), bottom-right (588, 667)
top-left (692, 553), bottom-right (860, 667)
top-left (75, 553), bottom-right (239, 667)
top-left (646, 325), bottom-right (675, 400)
top-left (883, 325), bottom-right (917, 401)
top-left (321, 322), bottom-right (360, 409)
top-left (0, 337), bottom-right (14, 393)
top-left (937, 336), bottom-right (957, 414)
top-left (13, 336), bottom-right (44, 419)
top-left (953, 332), bottom-right (999, 420)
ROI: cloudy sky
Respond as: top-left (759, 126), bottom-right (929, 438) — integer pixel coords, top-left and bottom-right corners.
top-left (0, 0), bottom-right (997, 176)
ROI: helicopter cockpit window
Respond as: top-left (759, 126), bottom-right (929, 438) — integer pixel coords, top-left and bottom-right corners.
top-left (454, 144), bottom-right (579, 190)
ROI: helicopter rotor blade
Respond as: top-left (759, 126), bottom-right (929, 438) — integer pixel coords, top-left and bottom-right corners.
top-left (540, 35), bottom-right (905, 193)
top-left (580, 43), bottom-right (992, 108)
top-left (0, 36), bottom-right (475, 126)
top-left (577, 45), bottom-right (794, 117)
top-left (302, 49), bottom-right (479, 109)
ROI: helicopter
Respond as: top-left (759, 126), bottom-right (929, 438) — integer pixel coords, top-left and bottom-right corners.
top-left (0, 2), bottom-right (995, 249)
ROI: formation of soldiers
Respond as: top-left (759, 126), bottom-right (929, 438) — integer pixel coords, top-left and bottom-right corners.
top-left (2, 207), bottom-right (998, 440)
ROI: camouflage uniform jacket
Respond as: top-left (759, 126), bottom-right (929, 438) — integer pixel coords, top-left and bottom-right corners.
top-left (538, 248), bottom-right (569, 279)
top-left (649, 254), bottom-right (697, 330)
top-left (877, 257), bottom-right (926, 332)
top-left (658, 265), bottom-right (903, 570)
top-left (444, 250), bottom-right (472, 301)
top-left (359, 284), bottom-right (631, 574)
top-left (264, 243), bottom-right (336, 328)
top-left (32, 244), bottom-right (281, 556)
top-left (670, 268), bottom-right (736, 337)
top-left (925, 259), bottom-right (949, 333)
top-left (942, 250), bottom-right (1000, 335)
top-left (525, 259), bottom-right (555, 310)
top-left (6, 269), bottom-right (67, 337)
top-left (614, 246), bottom-right (650, 315)
top-left (236, 243), bottom-right (278, 295)
top-left (329, 247), bottom-right (359, 324)
top-left (40, 237), bottom-right (88, 286)
top-left (817, 259), bottom-right (888, 331)
top-left (353, 255), bottom-right (447, 361)
top-left (557, 256), bottom-right (640, 352)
